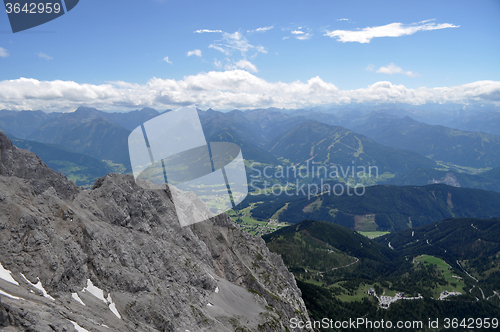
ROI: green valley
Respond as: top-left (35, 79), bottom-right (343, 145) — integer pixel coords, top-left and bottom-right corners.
top-left (264, 219), bottom-right (500, 331)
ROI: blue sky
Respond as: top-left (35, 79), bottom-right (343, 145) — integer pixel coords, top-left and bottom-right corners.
top-left (1, 0), bottom-right (499, 111)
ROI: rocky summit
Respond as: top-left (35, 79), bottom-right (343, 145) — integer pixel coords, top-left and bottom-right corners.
top-left (0, 132), bottom-right (311, 332)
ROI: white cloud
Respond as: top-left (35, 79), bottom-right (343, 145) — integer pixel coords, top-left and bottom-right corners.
top-left (163, 56), bottom-right (172, 64)
top-left (187, 49), bottom-right (202, 57)
top-left (296, 33), bottom-right (312, 40)
top-left (0, 74), bottom-right (498, 112)
top-left (37, 52), bottom-right (53, 60)
top-left (194, 29), bottom-right (222, 33)
top-left (290, 28), bottom-right (312, 40)
top-left (282, 36), bottom-right (289, 40)
top-left (223, 31), bottom-right (253, 55)
top-left (247, 26), bottom-right (274, 33)
top-left (225, 60), bottom-right (258, 72)
top-left (256, 46), bottom-right (267, 54)
top-left (375, 63), bottom-right (418, 77)
top-left (0, 47), bottom-right (8, 58)
top-left (209, 31), bottom-right (255, 56)
top-left (206, 30), bottom-right (267, 66)
top-left (324, 20), bottom-right (459, 43)
top-left (337, 18), bottom-right (350, 21)
top-left (208, 44), bottom-right (230, 55)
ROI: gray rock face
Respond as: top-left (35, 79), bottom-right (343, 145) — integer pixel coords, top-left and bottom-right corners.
top-left (0, 132), bottom-right (79, 199)
top-left (0, 132), bottom-right (312, 331)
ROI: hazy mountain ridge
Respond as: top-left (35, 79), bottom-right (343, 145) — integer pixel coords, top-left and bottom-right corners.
top-left (242, 108), bottom-right (307, 143)
top-left (349, 113), bottom-right (500, 168)
top-left (448, 111), bottom-right (500, 135)
top-left (389, 167), bottom-right (500, 193)
top-left (99, 107), bottom-right (161, 131)
top-left (266, 120), bottom-right (437, 175)
top-left (199, 108), bottom-right (265, 145)
top-left (2, 106), bottom-right (500, 193)
top-left (0, 132), bottom-right (79, 199)
top-left (263, 184), bottom-right (500, 231)
top-left (0, 107), bottom-right (166, 177)
top-left (199, 108), bottom-right (307, 147)
top-left (8, 136), bottom-right (113, 187)
top-left (0, 110), bottom-right (56, 139)
top-left (207, 128), bottom-right (282, 165)
top-left (26, 111), bottom-right (132, 171)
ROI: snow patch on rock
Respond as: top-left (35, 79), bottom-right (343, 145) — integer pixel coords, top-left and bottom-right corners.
top-left (21, 273), bottom-right (54, 301)
top-left (0, 289), bottom-right (23, 300)
top-left (0, 262), bottom-right (19, 285)
top-left (68, 320), bottom-right (90, 332)
top-left (72, 292), bottom-right (86, 306)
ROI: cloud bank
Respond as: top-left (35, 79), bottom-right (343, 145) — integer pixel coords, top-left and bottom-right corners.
top-left (325, 20), bottom-right (459, 43)
top-left (0, 72), bottom-right (498, 112)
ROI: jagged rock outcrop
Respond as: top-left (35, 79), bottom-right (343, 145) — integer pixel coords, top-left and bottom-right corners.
top-left (0, 132), bottom-right (312, 332)
top-left (0, 132), bottom-right (79, 199)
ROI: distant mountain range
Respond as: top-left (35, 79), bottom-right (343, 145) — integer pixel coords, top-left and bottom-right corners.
top-left (200, 107), bottom-right (500, 171)
top-left (206, 128), bottom-right (281, 165)
top-left (98, 107), bottom-right (161, 131)
top-left (24, 108), bottom-right (134, 171)
top-left (266, 120), bottom-right (437, 175)
top-left (286, 103), bottom-right (500, 131)
top-left (252, 183), bottom-right (500, 231)
top-left (0, 107), bottom-right (162, 139)
top-left (0, 107), bottom-right (165, 180)
top-left (2, 106), bottom-right (500, 191)
top-left (348, 113), bottom-right (500, 168)
top-left (0, 110), bottom-right (57, 139)
top-left (7, 135), bottom-right (112, 187)
top-left (389, 167), bottom-right (500, 193)
top-left (448, 111), bottom-right (500, 136)
top-left (199, 107), bottom-right (306, 147)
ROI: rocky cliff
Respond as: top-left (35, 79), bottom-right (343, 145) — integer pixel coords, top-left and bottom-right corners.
top-left (0, 132), bottom-right (312, 332)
